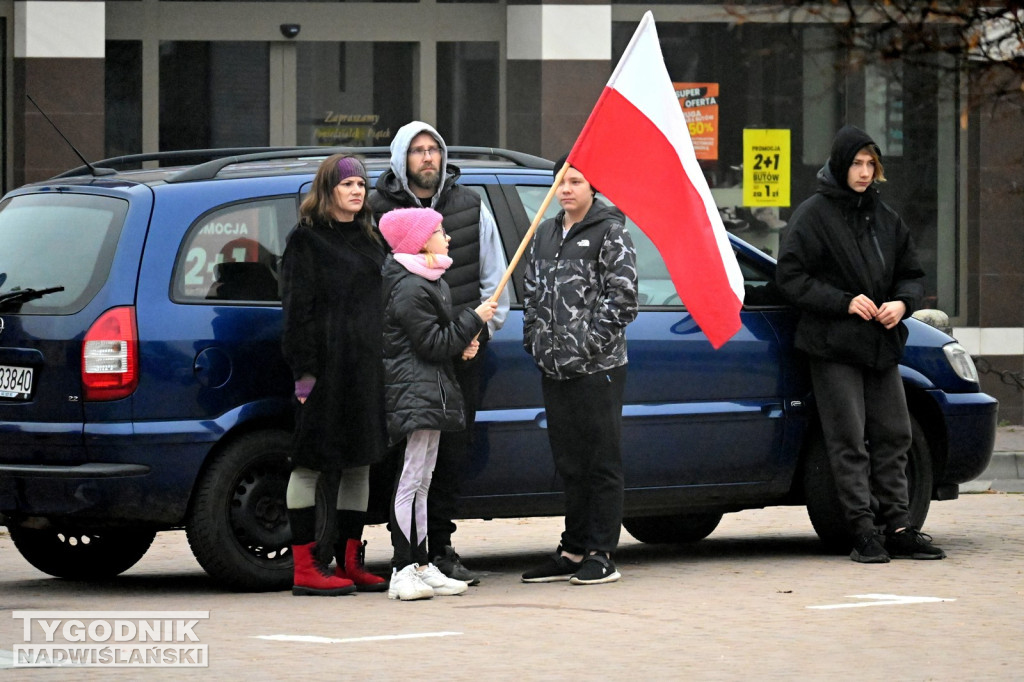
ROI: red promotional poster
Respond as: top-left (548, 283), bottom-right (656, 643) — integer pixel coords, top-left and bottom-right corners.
top-left (674, 82), bottom-right (719, 160)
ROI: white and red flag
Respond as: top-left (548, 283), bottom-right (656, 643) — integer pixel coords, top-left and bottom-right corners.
top-left (568, 11), bottom-right (744, 349)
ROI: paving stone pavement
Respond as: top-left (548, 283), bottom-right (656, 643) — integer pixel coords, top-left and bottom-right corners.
top-left (1, 491), bottom-right (1022, 680)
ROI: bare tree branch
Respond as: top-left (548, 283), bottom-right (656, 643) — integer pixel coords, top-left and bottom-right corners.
top-left (724, 1), bottom-right (1023, 110)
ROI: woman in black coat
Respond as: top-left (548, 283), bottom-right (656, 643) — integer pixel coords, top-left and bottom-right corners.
top-left (280, 154), bottom-right (388, 595)
top-left (776, 125), bottom-right (944, 564)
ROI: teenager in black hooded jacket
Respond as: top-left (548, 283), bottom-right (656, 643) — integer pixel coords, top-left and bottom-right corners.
top-left (776, 125), bottom-right (945, 563)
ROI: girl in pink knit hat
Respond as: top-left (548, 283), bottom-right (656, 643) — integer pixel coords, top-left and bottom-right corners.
top-left (378, 207), bottom-right (497, 600)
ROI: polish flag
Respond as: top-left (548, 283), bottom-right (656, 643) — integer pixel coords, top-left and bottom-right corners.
top-left (568, 11), bottom-right (744, 349)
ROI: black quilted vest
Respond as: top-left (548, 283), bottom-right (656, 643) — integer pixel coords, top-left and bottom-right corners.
top-left (371, 170), bottom-right (483, 313)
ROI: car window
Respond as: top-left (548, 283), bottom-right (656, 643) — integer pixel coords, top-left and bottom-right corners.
top-left (0, 193), bottom-right (128, 314)
top-left (737, 249), bottom-right (787, 306)
top-left (512, 184), bottom-right (789, 308)
top-left (513, 185), bottom-right (677, 306)
top-left (514, 185), bottom-right (562, 225)
top-left (172, 197), bottom-right (296, 304)
top-left (463, 185), bottom-right (494, 216)
top-left (628, 226), bottom-right (678, 306)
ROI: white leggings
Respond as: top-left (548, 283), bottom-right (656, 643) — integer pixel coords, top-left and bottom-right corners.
top-left (390, 430), bottom-right (440, 567)
top-left (286, 465), bottom-right (370, 511)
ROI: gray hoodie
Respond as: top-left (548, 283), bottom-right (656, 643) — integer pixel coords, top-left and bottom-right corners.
top-left (373, 121), bottom-right (510, 336)
top-left (385, 121), bottom-right (450, 207)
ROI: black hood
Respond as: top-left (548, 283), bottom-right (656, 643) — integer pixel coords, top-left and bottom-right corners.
top-left (827, 125), bottom-right (880, 192)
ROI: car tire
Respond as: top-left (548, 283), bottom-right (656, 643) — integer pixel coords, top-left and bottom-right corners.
top-left (185, 430), bottom-right (337, 592)
top-left (8, 526), bottom-right (155, 580)
top-left (622, 512), bottom-right (723, 544)
top-left (803, 413), bottom-right (933, 554)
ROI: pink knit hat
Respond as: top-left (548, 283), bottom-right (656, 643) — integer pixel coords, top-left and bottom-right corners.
top-left (379, 207), bottom-right (444, 255)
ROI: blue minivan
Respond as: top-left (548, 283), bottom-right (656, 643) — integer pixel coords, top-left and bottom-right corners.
top-left (0, 148), bottom-right (997, 590)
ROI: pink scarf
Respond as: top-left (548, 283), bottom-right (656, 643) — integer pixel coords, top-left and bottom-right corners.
top-left (394, 253), bottom-right (452, 281)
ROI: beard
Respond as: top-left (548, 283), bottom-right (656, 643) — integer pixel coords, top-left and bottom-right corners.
top-left (409, 167), bottom-right (442, 193)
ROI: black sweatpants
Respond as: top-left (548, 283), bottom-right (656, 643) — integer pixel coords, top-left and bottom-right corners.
top-left (809, 358), bottom-right (913, 537)
top-left (542, 364), bottom-right (627, 555)
top-left (427, 334), bottom-right (488, 557)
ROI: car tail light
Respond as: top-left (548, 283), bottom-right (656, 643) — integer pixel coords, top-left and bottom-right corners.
top-left (82, 306), bottom-right (139, 401)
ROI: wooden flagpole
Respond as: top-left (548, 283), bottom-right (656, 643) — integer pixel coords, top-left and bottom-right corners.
top-left (487, 161), bottom-right (571, 303)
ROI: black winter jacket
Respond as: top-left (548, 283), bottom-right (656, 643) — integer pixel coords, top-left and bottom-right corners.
top-left (523, 200), bottom-right (638, 379)
top-left (776, 126), bottom-right (925, 370)
top-left (381, 256), bottom-right (484, 445)
top-left (280, 219), bottom-right (388, 470)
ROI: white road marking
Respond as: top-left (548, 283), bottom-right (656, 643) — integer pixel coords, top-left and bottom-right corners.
top-left (807, 593), bottom-right (956, 610)
top-left (254, 631), bottom-right (462, 644)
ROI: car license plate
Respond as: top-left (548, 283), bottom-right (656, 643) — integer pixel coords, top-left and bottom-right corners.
top-left (0, 364), bottom-right (33, 400)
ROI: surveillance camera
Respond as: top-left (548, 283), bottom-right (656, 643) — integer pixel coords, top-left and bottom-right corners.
top-left (280, 24), bottom-right (301, 39)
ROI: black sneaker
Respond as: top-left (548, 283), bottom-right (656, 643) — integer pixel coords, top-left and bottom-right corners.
top-left (850, 532), bottom-right (891, 564)
top-left (885, 528), bottom-right (947, 560)
top-left (569, 553), bottom-right (621, 585)
top-left (432, 546), bottom-right (480, 586)
top-left (521, 549), bottom-right (582, 583)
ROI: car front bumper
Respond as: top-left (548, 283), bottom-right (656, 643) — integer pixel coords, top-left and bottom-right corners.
top-left (929, 389), bottom-right (999, 485)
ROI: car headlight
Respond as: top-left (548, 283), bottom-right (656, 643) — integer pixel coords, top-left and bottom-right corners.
top-left (942, 342), bottom-right (979, 383)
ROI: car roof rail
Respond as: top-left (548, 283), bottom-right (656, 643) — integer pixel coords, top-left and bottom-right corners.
top-left (166, 145), bottom-right (552, 184)
top-left (447, 147), bottom-right (552, 169)
top-left (52, 145), bottom-right (553, 184)
top-left (50, 147), bottom-right (317, 179)
top-left (165, 147), bottom-right (380, 183)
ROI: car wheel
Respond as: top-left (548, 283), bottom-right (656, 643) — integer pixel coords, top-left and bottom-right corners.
top-left (622, 512), bottom-right (723, 544)
top-left (185, 430), bottom-right (337, 592)
top-left (803, 414), bottom-right (933, 554)
top-left (8, 526), bottom-right (155, 580)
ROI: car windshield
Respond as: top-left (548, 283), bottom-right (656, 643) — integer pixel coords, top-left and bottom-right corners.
top-left (0, 193), bottom-right (128, 314)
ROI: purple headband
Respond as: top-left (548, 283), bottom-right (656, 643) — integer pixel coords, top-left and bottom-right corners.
top-left (335, 156), bottom-right (367, 182)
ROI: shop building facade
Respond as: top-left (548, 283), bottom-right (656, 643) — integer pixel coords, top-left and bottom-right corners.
top-left (3, 0), bottom-right (1022, 421)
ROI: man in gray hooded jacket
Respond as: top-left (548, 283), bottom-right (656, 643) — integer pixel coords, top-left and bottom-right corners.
top-left (370, 121), bottom-right (509, 585)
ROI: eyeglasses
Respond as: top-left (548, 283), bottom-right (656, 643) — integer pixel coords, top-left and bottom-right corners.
top-left (432, 227), bottom-right (447, 237)
top-left (409, 146), bottom-right (441, 158)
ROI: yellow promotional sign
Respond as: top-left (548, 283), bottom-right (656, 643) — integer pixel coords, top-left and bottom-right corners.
top-left (743, 129), bottom-right (791, 207)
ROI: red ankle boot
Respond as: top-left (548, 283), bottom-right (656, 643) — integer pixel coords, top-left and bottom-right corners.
top-left (335, 539), bottom-right (388, 592)
top-left (292, 542), bottom-right (355, 596)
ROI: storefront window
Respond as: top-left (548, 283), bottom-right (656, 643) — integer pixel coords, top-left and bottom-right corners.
top-left (162, 0), bottom-right (419, 3)
top-left (614, 20), bottom-right (960, 312)
top-left (159, 42), bottom-right (269, 151)
top-left (618, 21), bottom-right (804, 260)
top-left (437, 42), bottom-right (499, 146)
top-left (296, 42), bottom-right (414, 146)
top-left (105, 41), bottom-right (142, 158)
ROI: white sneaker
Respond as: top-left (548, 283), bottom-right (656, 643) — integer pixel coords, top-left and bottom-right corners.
top-left (418, 563), bottom-right (469, 596)
top-left (387, 564), bottom-right (433, 601)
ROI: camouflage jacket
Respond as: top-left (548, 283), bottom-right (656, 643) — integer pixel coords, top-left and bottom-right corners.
top-left (523, 200), bottom-right (638, 380)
